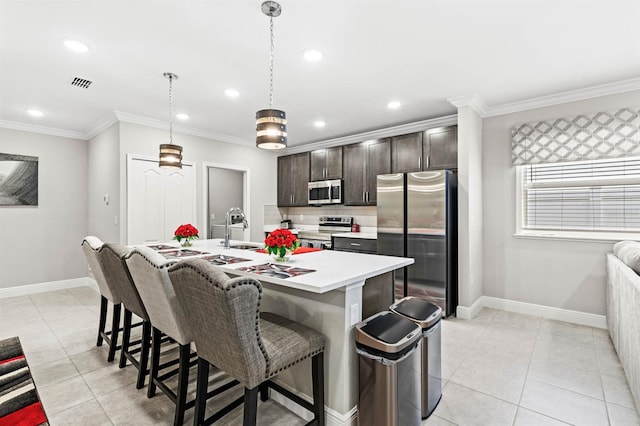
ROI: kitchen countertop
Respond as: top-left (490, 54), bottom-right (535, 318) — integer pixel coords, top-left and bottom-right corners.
top-left (332, 232), bottom-right (377, 240)
top-left (144, 238), bottom-right (410, 294)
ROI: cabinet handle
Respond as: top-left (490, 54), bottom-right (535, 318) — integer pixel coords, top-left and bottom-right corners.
top-left (366, 191), bottom-right (369, 202)
top-left (362, 192), bottom-right (365, 202)
top-left (350, 242), bottom-right (361, 246)
top-left (418, 156), bottom-right (422, 169)
top-left (426, 156), bottom-right (430, 169)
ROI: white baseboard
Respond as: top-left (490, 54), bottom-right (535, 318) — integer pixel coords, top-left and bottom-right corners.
top-left (270, 380), bottom-right (358, 426)
top-left (456, 296), bottom-right (484, 320)
top-left (0, 277), bottom-right (96, 298)
top-left (456, 295), bottom-right (607, 329)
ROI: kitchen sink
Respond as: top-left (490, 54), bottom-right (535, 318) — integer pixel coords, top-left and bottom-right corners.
top-left (230, 244), bottom-right (263, 251)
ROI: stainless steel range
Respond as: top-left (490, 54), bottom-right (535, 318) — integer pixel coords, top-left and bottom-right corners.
top-left (298, 216), bottom-right (353, 250)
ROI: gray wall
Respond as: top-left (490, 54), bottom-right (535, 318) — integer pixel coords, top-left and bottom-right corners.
top-left (87, 122), bottom-right (120, 242)
top-left (118, 122), bottom-right (278, 243)
top-left (482, 89), bottom-right (640, 315)
top-left (0, 128), bottom-right (88, 288)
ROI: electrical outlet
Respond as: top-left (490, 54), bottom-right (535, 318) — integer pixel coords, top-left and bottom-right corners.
top-left (350, 303), bottom-right (359, 325)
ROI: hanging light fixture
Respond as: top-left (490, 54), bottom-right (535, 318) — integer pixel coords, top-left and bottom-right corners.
top-left (159, 72), bottom-right (183, 168)
top-left (256, 1), bottom-right (287, 149)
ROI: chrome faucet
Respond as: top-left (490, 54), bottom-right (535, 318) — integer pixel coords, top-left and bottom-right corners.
top-left (224, 207), bottom-right (249, 248)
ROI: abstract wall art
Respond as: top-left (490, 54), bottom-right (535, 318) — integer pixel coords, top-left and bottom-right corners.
top-left (0, 153), bottom-right (38, 206)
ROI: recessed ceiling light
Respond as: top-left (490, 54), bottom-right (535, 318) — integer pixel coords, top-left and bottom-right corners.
top-left (224, 89), bottom-right (240, 98)
top-left (314, 120), bottom-right (326, 128)
top-left (303, 49), bottom-right (323, 62)
top-left (387, 101), bottom-right (402, 109)
top-left (27, 109), bottom-right (44, 118)
top-left (176, 113), bottom-right (189, 121)
top-left (63, 39), bottom-right (89, 53)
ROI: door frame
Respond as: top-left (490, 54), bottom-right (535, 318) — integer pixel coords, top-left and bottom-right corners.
top-left (202, 162), bottom-right (251, 242)
top-left (126, 154), bottom-right (197, 244)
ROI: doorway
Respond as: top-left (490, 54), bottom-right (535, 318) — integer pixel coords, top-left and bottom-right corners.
top-left (204, 164), bottom-right (249, 241)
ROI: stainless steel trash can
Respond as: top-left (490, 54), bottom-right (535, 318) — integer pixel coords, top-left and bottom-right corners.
top-left (390, 296), bottom-right (443, 419)
top-left (355, 311), bottom-right (422, 426)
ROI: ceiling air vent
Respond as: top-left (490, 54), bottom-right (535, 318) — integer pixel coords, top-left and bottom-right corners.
top-left (70, 77), bottom-right (93, 89)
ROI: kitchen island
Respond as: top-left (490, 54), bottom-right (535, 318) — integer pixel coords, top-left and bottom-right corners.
top-left (149, 239), bottom-right (413, 426)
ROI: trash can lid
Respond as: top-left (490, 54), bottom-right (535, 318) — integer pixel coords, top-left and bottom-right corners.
top-left (355, 311), bottom-right (421, 354)
top-left (390, 296), bottom-right (442, 329)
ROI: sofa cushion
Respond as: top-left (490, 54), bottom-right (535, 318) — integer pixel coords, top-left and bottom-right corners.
top-left (613, 240), bottom-right (640, 274)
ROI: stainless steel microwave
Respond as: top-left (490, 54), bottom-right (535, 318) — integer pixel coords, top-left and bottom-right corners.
top-left (308, 179), bottom-right (342, 205)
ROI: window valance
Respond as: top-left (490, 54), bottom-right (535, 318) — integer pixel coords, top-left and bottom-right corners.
top-left (511, 107), bottom-right (640, 166)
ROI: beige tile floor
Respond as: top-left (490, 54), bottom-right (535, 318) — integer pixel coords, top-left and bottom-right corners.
top-left (1, 287), bottom-right (639, 425)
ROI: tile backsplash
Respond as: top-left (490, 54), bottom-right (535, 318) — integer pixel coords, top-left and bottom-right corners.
top-left (280, 205), bottom-right (377, 228)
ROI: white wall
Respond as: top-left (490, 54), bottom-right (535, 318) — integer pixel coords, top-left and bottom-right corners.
top-left (482, 89), bottom-right (640, 316)
top-left (458, 106), bottom-right (484, 309)
top-left (118, 122), bottom-right (278, 243)
top-left (0, 128), bottom-right (88, 288)
top-left (87, 122), bottom-right (120, 242)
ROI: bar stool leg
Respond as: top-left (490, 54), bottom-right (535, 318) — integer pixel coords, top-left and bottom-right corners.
top-left (119, 309), bottom-right (133, 368)
top-left (259, 383), bottom-right (269, 402)
top-left (107, 303), bottom-right (122, 362)
top-left (136, 320), bottom-right (151, 389)
top-left (97, 296), bottom-right (108, 347)
top-left (312, 353), bottom-right (325, 426)
top-left (147, 327), bottom-right (161, 398)
top-left (243, 387), bottom-right (259, 426)
top-left (194, 358), bottom-right (209, 426)
top-left (174, 343), bottom-right (190, 426)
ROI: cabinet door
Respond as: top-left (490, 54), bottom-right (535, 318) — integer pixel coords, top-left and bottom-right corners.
top-left (292, 152), bottom-right (310, 206)
top-left (423, 126), bottom-right (457, 170)
top-left (366, 139), bottom-right (391, 205)
top-left (391, 132), bottom-right (422, 173)
top-left (309, 149), bottom-right (326, 181)
top-left (325, 146), bottom-right (343, 179)
top-left (277, 155), bottom-right (294, 206)
top-left (343, 143), bottom-right (367, 205)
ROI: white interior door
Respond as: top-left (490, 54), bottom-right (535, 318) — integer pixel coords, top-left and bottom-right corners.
top-left (127, 156), bottom-right (196, 244)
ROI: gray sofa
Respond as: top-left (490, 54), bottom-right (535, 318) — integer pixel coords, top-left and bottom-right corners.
top-left (606, 241), bottom-right (640, 411)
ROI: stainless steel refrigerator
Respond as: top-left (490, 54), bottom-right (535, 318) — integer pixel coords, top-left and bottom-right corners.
top-left (377, 170), bottom-right (457, 316)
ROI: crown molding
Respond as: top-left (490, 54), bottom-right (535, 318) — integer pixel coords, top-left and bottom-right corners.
top-left (447, 93), bottom-right (488, 117)
top-left (484, 77), bottom-right (640, 117)
top-left (283, 114), bottom-right (458, 155)
top-left (0, 119), bottom-right (87, 140)
top-left (113, 111), bottom-right (254, 147)
top-left (85, 114), bottom-right (119, 140)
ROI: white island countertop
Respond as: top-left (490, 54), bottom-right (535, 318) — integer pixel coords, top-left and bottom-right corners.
top-left (147, 239), bottom-right (412, 294)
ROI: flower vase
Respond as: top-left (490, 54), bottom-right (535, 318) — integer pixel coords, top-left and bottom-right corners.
top-left (271, 249), bottom-right (292, 263)
top-left (180, 238), bottom-right (193, 248)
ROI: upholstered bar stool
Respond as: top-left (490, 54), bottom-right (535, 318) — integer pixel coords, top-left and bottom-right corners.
top-left (81, 236), bottom-right (123, 362)
top-left (125, 246), bottom-right (198, 426)
top-left (100, 243), bottom-right (152, 389)
top-left (168, 258), bottom-right (326, 426)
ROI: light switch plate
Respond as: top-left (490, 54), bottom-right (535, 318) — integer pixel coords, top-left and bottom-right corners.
top-left (350, 303), bottom-right (359, 325)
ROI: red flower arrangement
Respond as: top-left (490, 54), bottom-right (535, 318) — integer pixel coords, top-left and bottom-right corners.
top-left (264, 228), bottom-right (300, 259)
top-left (174, 224), bottom-right (199, 247)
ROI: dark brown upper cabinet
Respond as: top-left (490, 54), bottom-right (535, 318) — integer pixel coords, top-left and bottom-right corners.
top-left (391, 132), bottom-right (423, 173)
top-left (343, 139), bottom-right (391, 206)
top-left (310, 146), bottom-right (343, 181)
top-left (423, 125), bottom-right (457, 170)
top-left (277, 152), bottom-right (310, 207)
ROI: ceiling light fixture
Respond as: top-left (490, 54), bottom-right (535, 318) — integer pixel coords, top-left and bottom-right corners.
top-left (27, 109), bottom-right (44, 117)
top-left (63, 39), bottom-right (89, 53)
top-left (314, 120), bottom-right (326, 128)
top-left (159, 72), bottom-right (183, 169)
top-left (304, 49), bottom-right (323, 62)
top-left (176, 113), bottom-right (189, 121)
top-left (387, 101), bottom-right (402, 109)
top-left (225, 89), bottom-right (240, 98)
top-left (256, 1), bottom-right (287, 150)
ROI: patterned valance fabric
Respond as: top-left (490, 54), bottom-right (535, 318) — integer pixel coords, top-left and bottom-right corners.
top-left (511, 107), bottom-right (640, 165)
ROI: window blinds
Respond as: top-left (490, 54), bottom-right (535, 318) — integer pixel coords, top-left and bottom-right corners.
top-left (522, 157), bottom-right (640, 232)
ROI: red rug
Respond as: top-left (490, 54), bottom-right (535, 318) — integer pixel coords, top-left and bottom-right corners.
top-left (0, 337), bottom-right (48, 426)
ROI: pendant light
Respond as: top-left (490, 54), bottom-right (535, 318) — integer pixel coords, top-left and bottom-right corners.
top-left (159, 72), bottom-right (183, 168)
top-left (256, 1), bottom-right (287, 149)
